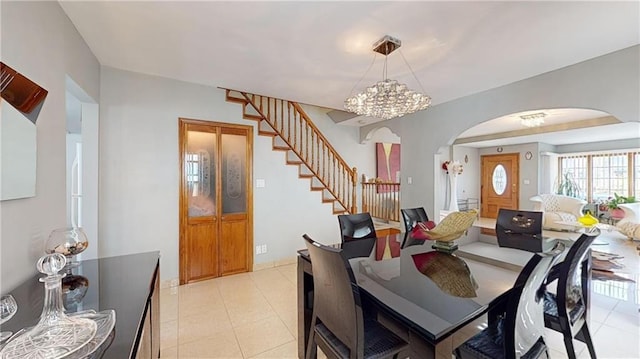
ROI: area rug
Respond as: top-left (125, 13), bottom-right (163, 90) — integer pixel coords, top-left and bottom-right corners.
top-left (591, 250), bottom-right (635, 283)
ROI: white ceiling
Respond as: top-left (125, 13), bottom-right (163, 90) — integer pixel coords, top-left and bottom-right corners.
top-left (59, 1), bottom-right (639, 145)
top-left (456, 108), bottom-right (640, 148)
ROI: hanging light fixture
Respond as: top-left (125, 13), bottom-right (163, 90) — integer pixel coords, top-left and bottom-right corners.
top-left (344, 35), bottom-right (431, 121)
top-left (520, 112), bottom-right (546, 127)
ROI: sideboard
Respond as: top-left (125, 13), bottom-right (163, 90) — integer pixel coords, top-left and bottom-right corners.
top-left (0, 251), bottom-right (161, 359)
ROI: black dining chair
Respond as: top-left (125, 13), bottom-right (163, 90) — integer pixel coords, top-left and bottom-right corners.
top-left (338, 213), bottom-right (377, 242)
top-left (454, 242), bottom-right (565, 359)
top-left (495, 208), bottom-right (553, 253)
top-left (543, 231), bottom-right (599, 359)
top-left (303, 234), bottom-right (408, 359)
top-left (400, 207), bottom-right (429, 246)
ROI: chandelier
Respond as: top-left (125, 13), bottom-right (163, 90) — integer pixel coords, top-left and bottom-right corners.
top-left (520, 112), bottom-right (546, 127)
top-left (344, 35), bottom-right (431, 121)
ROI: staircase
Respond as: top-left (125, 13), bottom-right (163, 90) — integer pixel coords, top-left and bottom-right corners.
top-left (225, 89), bottom-right (357, 214)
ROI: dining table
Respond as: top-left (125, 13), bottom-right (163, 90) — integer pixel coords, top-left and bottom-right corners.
top-left (297, 233), bottom-right (535, 359)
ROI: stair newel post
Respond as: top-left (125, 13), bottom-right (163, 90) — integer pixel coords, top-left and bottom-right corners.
top-left (352, 167), bottom-right (358, 213)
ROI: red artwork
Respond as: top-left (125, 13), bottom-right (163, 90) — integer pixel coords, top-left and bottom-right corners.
top-left (376, 143), bottom-right (401, 193)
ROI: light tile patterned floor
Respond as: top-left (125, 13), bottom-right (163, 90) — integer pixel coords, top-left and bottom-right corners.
top-left (160, 232), bottom-right (640, 358)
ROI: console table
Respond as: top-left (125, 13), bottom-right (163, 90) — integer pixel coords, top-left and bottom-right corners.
top-left (0, 251), bottom-right (160, 359)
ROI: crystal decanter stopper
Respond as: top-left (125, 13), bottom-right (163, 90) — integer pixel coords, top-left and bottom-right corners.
top-left (0, 254), bottom-right (97, 359)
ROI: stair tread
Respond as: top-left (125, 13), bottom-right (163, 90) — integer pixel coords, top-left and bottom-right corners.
top-left (243, 114), bottom-right (263, 120)
top-left (258, 131), bottom-right (278, 137)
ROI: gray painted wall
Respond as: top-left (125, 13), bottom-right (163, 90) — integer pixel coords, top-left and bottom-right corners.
top-left (98, 67), bottom-right (375, 282)
top-left (363, 45), bottom-right (640, 218)
top-left (1, 1), bottom-right (101, 292)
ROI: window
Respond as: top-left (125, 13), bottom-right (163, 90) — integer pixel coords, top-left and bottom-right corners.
top-left (559, 151), bottom-right (638, 202)
top-left (559, 156), bottom-right (588, 199)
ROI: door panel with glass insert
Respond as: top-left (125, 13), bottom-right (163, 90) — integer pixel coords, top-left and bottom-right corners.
top-left (179, 119), bottom-right (253, 284)
top-left (220, 130), bottom-right (251, 275)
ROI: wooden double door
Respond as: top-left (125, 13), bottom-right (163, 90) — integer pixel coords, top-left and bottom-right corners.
top-left (179, 119), bottom-right (253, 284)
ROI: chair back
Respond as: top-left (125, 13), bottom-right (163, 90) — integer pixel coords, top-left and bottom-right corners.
top-left (554, 230), bottom-right (598, 330)
top-left (338, 212), bottom-right (377, 242)
top-left (504, 242), bottom-right (565, 357)
top-left (303, 234), bottom-right (363, 356)
top-left (401, 207), bottom-right (429, 233)
top-left (496, 209), bottom-right (545, 252)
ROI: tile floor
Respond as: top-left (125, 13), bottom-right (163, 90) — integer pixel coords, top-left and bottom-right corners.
top-left (159, 232), bottom-right (640, 359)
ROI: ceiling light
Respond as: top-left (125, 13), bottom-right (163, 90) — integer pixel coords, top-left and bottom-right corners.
top-left (520, 112), bottom-right (546, 127)
top-left (344, 35), bottom-right (431, 121)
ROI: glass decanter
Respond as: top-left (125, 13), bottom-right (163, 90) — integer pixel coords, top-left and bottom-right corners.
top-left (0, 294), bottom-right (18, 342)
top-left (0, 253), bottom-right (96, 359)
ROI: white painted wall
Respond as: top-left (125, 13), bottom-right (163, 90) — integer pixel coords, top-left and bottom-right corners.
top-left (364, 45), bottom-right (640, 217)
top-left (0, 1), bottom-right (100, 292)
top-left (65, 133), bottom-right (82, 227)
top-left (451, 146), bottom-right (480, 206)
top-left (99, 67), bottom-right (375, 282)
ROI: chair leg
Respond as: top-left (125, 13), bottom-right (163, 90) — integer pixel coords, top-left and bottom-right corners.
top-left (563, 333), bottom-right (578, 359)
top-left (306, 316), bottom-right (318, 359)
top-left (579, 324), bottom-right (597, 359)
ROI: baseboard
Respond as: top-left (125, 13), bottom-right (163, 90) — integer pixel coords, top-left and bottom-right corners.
top-left (160, 278), bottom-right (179, 289)
top-left (253, 255), bottom-right (297, 271)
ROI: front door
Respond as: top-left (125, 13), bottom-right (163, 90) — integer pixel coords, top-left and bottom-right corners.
top-left (179, 118), bottom-right (253, 284)
top-left (481, 153), bottom-right (519, 224)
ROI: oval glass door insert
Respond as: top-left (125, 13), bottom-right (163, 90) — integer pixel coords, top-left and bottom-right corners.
top-left (492, 164), bottom-right (507, 195)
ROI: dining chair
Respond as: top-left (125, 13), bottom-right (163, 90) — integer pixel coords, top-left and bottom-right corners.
top-left (400, 207), bottom-right (429, 245)
top-left (495, 208), bottom-right (552, 253)
top-left (303, 234), bottom-right (408, 359)
top-left (543, 231), bottom-right (599, 359)
top-left (454, 242), bottom-right (565, 359)
top-left (338, 213), bottom-right (377, 242)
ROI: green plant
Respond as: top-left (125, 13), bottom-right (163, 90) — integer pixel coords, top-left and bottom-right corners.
top-left (606, 193), bottom-right (636, 210)
top-left (555, 172), bottom-right (582, 198)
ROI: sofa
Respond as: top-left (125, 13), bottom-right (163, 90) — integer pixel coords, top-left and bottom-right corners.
top-left (530, 194), bottom-right (587, 231)
top-left (616, 203), bottom-right (640, 240)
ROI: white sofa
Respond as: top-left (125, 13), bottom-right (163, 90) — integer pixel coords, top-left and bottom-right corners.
top-left (616, 203), bottom-right (640, 240)
top-left (530, 194), bottom-right (587, 231)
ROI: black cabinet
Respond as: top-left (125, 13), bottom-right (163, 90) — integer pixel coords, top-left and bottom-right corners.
top-left (0, 252), bottom-right (161, 359)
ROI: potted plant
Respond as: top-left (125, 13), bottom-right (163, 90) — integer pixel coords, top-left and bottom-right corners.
top-left (555, 172), bottom-right (582, 198)
top-left (607, 193), bottom-right (636, 220)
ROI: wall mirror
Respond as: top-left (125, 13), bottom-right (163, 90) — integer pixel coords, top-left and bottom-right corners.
top-left (0, 62), bottom-right (47, 201)
top-left (1, 103), bottom-right (37, 200)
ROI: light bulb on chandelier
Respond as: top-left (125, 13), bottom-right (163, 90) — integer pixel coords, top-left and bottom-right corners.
top-left (520, 112), bottom-right (546, 127)
top-left (344, 35), bottom-right (431, 121)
